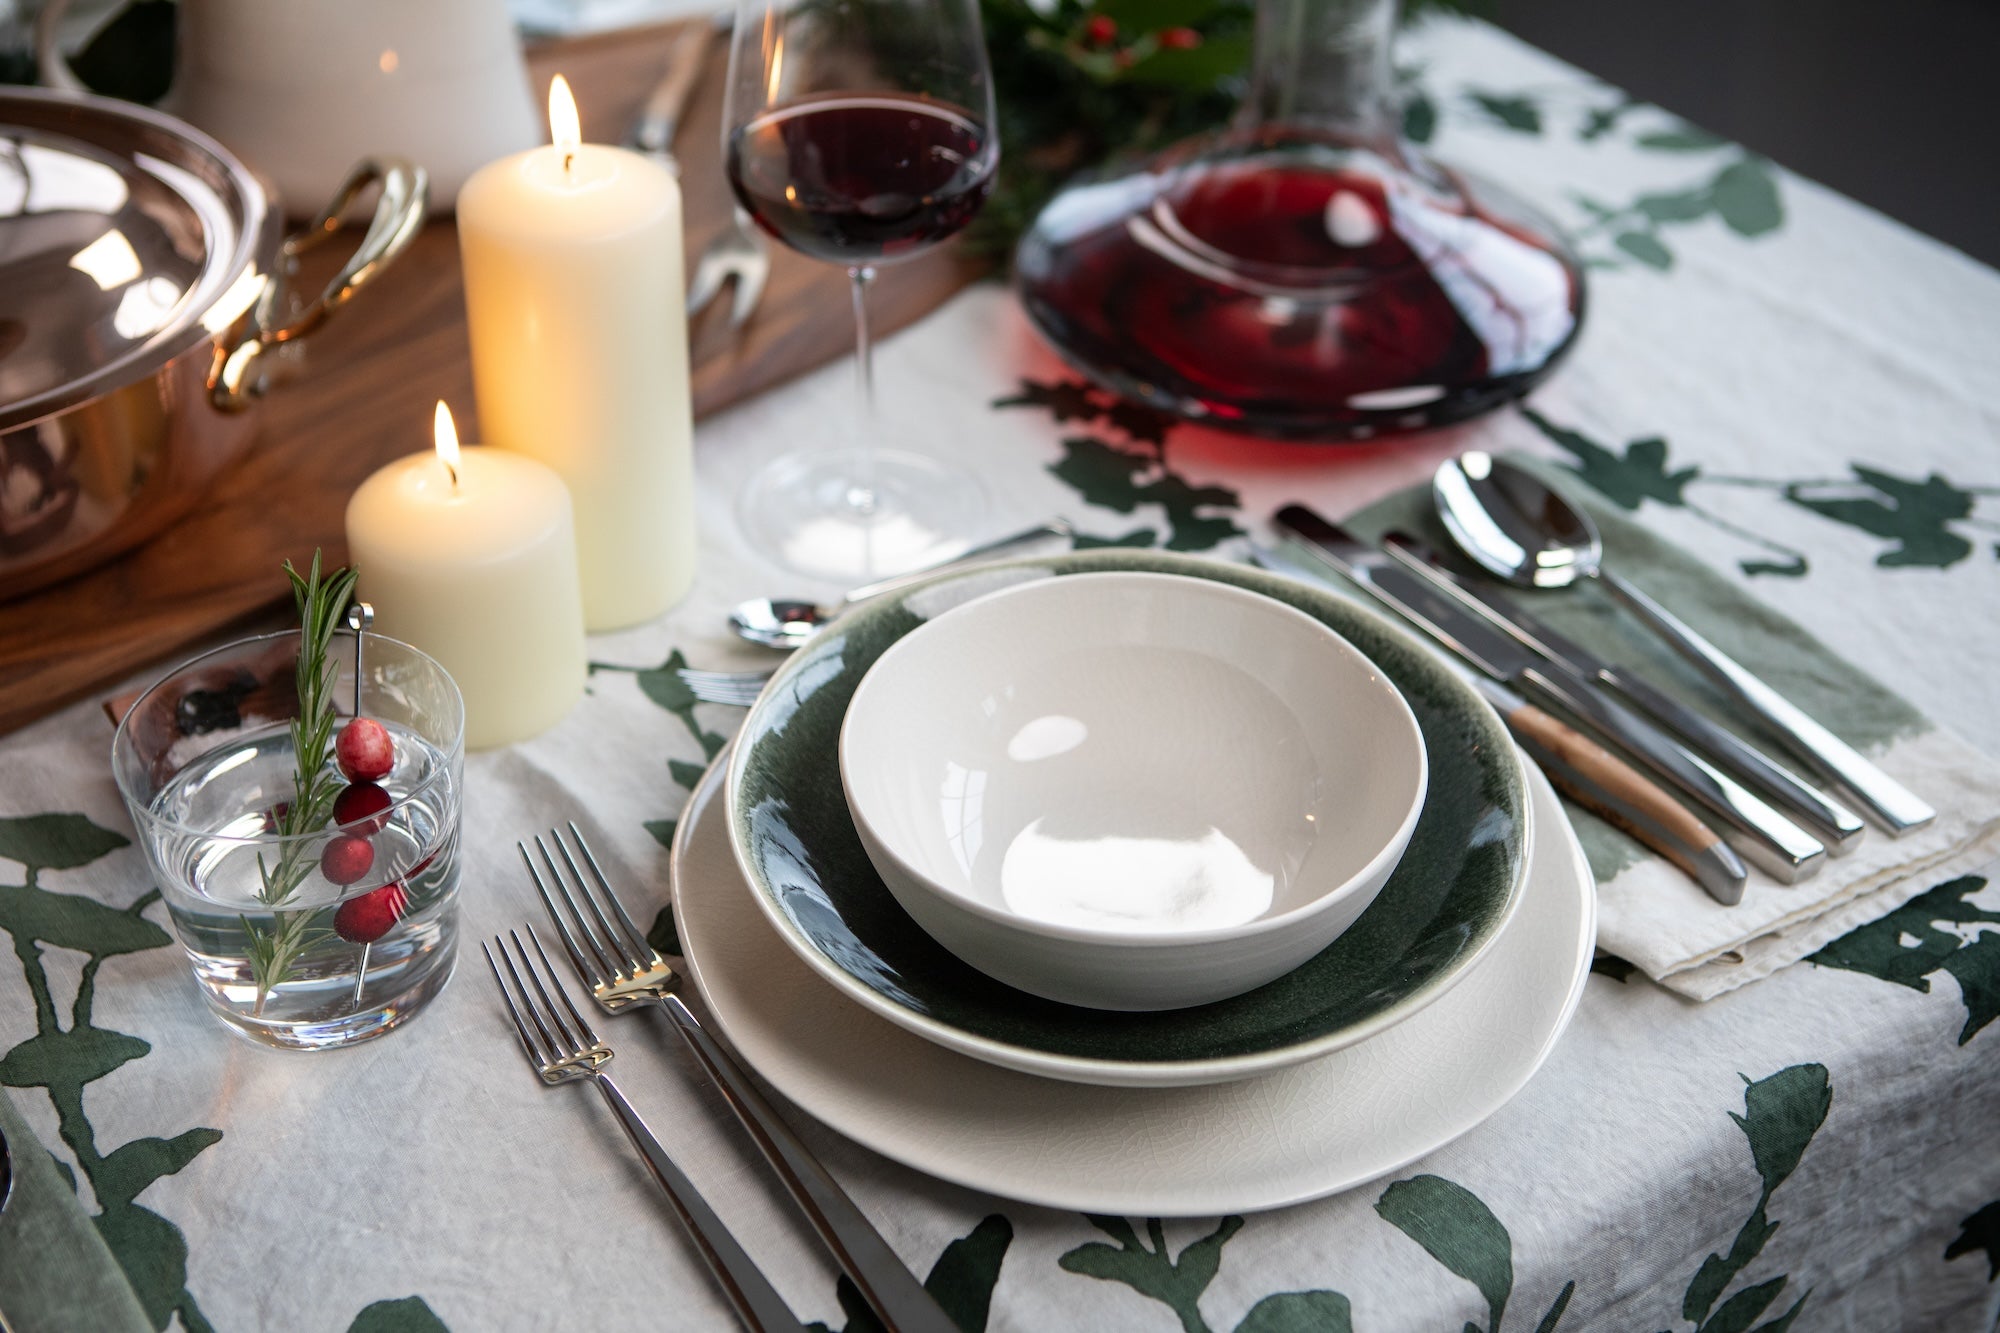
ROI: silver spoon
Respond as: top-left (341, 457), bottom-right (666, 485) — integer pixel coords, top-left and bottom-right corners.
top-left (1434, 452), bottom-right (1934, 835)
top-left (730, 519), bottom-right (1074, 650)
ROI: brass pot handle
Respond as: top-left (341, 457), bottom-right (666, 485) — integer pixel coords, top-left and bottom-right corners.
top-left (214, 157), bottom-right (430, 411)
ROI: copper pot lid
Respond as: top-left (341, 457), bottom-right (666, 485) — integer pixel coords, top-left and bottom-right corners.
top-left (0, 87), bottom-right (270, 432)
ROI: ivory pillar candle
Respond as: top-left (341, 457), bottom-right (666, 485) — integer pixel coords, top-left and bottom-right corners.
top-left (457, 74), bottom-right (696, 631)
top-left (346, 403), bottom-right (587, 749)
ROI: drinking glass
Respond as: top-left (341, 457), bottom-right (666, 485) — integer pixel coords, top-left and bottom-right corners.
top-left (722, 0), bottom-right (1000, 581)
top-left (112, 630), bottom-right (464, 1050)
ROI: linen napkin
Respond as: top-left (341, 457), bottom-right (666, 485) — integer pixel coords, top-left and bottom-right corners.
top-left (0, 1087), bottom-right (152, 1333)
top-left (1342, 466), bottom-right (2000, 1000)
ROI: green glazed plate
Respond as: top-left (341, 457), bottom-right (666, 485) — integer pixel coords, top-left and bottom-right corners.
top-left (723, 550), bottom-right (1529, 1087)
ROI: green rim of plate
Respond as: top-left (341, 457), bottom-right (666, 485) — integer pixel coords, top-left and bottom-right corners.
top-left (726, 550), bottom-right (1525, 1068)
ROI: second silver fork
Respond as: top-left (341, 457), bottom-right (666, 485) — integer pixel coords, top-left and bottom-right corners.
top-left (522, 826), bottom-right (958, 1333)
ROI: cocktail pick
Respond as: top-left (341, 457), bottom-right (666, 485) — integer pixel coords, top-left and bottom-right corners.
top-left (348, 601), bottom-right (375, 1008)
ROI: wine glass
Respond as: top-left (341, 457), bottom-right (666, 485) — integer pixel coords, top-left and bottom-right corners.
top-left (723, 0), bottom-right (1000, 582)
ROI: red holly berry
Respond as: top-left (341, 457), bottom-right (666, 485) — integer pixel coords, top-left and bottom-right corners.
top-left (336, 717), bottom-right (395, 782)
top-left (1158, 26), bottom-right (1201, 49)
top-left (334, 882), bottom-right (409, 944)
top-left (333, 781), bottom-right (393, 834)
top-left (321, 834), bottom-right (375, 886)
top-left (1083, 14), bottom-right (1117, 45)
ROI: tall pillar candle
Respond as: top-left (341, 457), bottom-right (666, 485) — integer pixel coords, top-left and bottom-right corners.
top-left (346, 403), bottom-right (587, 749)
top-left (457, 74), bottom-right (695, 630)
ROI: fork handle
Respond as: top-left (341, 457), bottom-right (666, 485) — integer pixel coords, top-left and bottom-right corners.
top-left (658, 995), bottom-right (959, 1333)
top-left (590, 1072), bottom-right (807, 1333)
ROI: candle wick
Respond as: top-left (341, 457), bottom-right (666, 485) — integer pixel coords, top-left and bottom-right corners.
top-left (563, 150), bottom-right (574, 176)
top-left (446, 460), bottom-right (459, 489)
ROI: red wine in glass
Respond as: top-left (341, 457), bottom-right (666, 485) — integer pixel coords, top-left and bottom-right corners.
top-left (1016, 127), bottom-right (1585, 441)
top-left (727, 95), bottom-right (996, 264)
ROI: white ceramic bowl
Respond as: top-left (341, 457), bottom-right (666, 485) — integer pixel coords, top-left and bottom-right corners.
top-left (838, 571), bottom-right (1428, 1010)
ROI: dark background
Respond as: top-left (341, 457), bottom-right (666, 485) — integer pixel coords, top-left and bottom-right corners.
top-left (1493, 0), bottom-right (2000, 267)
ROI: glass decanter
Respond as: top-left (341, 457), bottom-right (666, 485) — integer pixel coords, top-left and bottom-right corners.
top-left (1015, 0), bottom-right (1586, 442)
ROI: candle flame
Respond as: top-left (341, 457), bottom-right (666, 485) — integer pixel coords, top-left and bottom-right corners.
top-left (433, 400), bottom-right (461, 487)
top-left (549, 74), bottom-right (581, 169)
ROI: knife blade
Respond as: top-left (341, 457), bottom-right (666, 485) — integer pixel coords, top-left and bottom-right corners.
top-left (1377, 530), bottom-right (1867, 855)
top-left (626, 21), bottom-right (717, 169)
top-left (1251, 543), bottom-right (1749, 903)
top-left (1273, 504), bottom-right (1826, 891)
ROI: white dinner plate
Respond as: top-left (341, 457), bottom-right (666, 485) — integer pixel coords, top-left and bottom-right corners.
top-left (673, 752), bottom-right (1596, 1216)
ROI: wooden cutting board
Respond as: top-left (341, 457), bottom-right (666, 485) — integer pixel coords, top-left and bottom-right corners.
top-left (0, 19), bottom-right (986, 737)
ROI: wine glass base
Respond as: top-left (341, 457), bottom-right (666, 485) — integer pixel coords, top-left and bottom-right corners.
top-left (738, 447), bottom-right (989, 584)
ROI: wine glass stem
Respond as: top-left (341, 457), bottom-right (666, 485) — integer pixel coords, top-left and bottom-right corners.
top-left (847, 264), bottom-right (879, 521)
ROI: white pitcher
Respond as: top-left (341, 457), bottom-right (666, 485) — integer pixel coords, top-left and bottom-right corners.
top-left (36, 0), bottom-right (541, 214)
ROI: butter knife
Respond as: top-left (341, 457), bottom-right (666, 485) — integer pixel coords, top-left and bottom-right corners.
top-left (1252, 543), bottom-right (1749, 902)
top-left (1378, 530), bottom-right (1866, 855)
top-left (1273, 505), bottom-right (1825, 892)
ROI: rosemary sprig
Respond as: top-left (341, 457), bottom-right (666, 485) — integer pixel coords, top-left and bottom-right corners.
top-left (245, 552), bottom-right (359, 1013)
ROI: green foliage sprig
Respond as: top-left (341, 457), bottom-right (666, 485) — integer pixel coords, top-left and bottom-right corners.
top-left (244, 551), bottom-right (357, 1011)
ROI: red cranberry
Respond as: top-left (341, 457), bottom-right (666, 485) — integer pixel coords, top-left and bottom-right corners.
top-left (334, 882), bottom-right (409, 944)
top-left (321, 834), bottom-right (375, 886)
top-left (333, 782), bottom-right (393, 834)
top-left (1083, 14), bottom-right (1117, 45)
top-left (336, 717), bottom-right (395, 782)
top-left (1158, 26), bottom-right (1201, 49)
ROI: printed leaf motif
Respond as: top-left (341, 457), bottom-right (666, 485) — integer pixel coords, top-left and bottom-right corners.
top-left (1103, 399), bottom-right (1175, 447)
top-left (1944, 1200), bottom-right (2000, 1280)
top-left (0, 883), bottom-right (171, 958)
top-left (646, 905), bottom-right (682, 958)
top-left (1469, 92), bottom-right (1541, 133)
top-left (94, 1129), bottom-right (224, 1212)
top-left (1635, 188), bottom-right (1713, 223)
top-left (1534, 1282), bottom-right (1576, 1333)
top-left (1375, 1175), bottom-right (1513, 1333)
top-left (1233, 1290), bottom-right (1353, 1333)
top-left (925, 1214), bottom-right (1015, 1333)
top-left (94, 1203), bottom-right (196, 1329)
top-left (348, 1298), bottom-right (452, 1333)
top-left (0, 813), bottom-right (129, 872)
top-left (1681, 1065), bottom-right (1830, 1330)
top-left (1748, 1294), bottom-right (1808, 1333)
top-left (1075, 528), bottom-right (1162, 550)
top-left (643, 819), bottom-right (678, 850)
top-left (1049, 437), bottom-right (1154, 514)
top-left (1710, 160), bottom-right (1784, 238)
top-left (1784, 467), bottom-right (1976, 569)
top-left (1403, 91), bottom-right (1438, 145)
top-left (1060, 1214), bottom-right (1246, 1333)
top-left (1810, 873), bottom-right (2000, 1043)
top-left (632, 651), bottom-right (701, 715)
top-left (668, 759), bottom-right (709, 792)
top-left (1519, 409), bottom-right (1699, 510)
top-left (993, 378), bottom-right (1106, 424)
top-left (0, 1025), bottom-right (149, 1089)
top-left (1615, 231), bottom-right (1674, 270)
top-left (1637, 128), bottom-right (1728, 151)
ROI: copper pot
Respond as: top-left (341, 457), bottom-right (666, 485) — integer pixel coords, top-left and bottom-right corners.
top-left (0, 87), bottom-right (426, 601)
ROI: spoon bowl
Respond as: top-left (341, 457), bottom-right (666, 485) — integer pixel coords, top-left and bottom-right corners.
top-left (1434, 452), bottom-right (1602, 589)
top-left (730, 598), bottom-right (828, 649)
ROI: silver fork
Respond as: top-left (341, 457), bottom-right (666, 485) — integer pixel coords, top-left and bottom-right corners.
top-left (676, 665), bottom-right (774, 708)
top-left (482, 927), bottom-right (805, 1333)
top-left (522, 826), bottom-right (958, 1333)
top-left (687, 208), bottom-right (771, 330)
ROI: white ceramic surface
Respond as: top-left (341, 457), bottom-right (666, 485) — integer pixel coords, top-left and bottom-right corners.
top-left (837, 571), bottom-right (1429, 1010)
top-left (676, 752), bottom-right (1596, 1216)
top-left (40, 0), bottom-right (539, 214)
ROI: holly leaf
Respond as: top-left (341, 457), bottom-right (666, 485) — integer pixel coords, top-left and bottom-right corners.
top-left (1711, 158), bottom-right (1784, 237)
top-left (1614, 231), bottom-right (1673, 270)
top-left (0, 814), bottom-right (129, 873)
top-left (1636, 127), bottom-right (1727, 151)
top-left (1376, 1175), bottom-right (1513, 1332)
top-left (1785, 466), bottom-right (1975, 568)
top-left (1469, 92), bottom-right (1541, 133)
top-left (1945, 1200), bottom-right (2000, 1280)
top-left (1235, 1290), bottom-right (1353, 1333)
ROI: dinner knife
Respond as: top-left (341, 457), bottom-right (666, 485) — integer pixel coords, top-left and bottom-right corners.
top-left (626, 21), bottom-right (716, 169)
top-left (1251, 543), bottom-right (1749, 902)
top-left (1377, 530), bottom-right (1867, 855)
top-left (1273, 505), bottom-right (1825, 891)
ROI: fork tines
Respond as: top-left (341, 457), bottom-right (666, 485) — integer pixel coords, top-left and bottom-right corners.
top-left (482, 925), bottom-right (609, 1081)
top-left (520, 823), bottom-right (663, 995)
